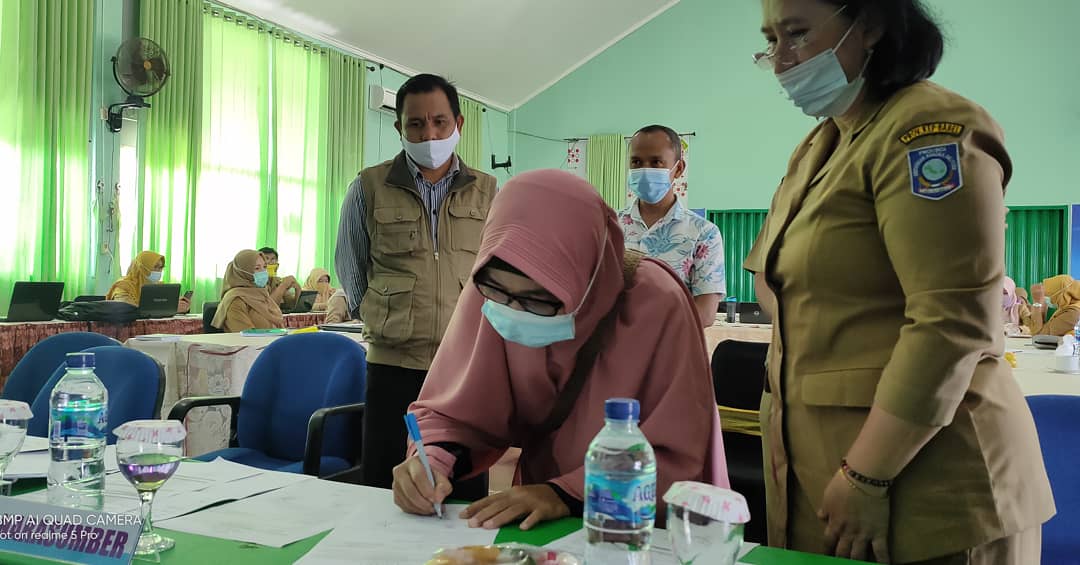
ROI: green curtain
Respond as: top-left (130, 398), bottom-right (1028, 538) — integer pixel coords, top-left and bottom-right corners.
top-left (0, 0), bottom-right (94, 312)
top-left (458, 97), bottom-right (484, 169)
top-left (270, 32), bottom-right (330, 287)
top-left (136, 0), bottom-right (203, 300)
top-left (707, 209), bottom-right (768, 302)
top-left (196, 9), bottom-right (271, 301)
top-left (321, 52), bottom-right (365, 280)
top-left (586, 134), bottom-right (628, 210)
top-left (1005, 206), bottom-right (1070, 292)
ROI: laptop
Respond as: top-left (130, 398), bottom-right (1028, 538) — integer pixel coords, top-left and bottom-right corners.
top-left (0, 282), bottom-right (65, 323)
top-left (736, 302), bottom-right (772, 325)
top-left (285, 290), bottom-right (319, 314)
top-left (138, 283), bottom-right (181, 319)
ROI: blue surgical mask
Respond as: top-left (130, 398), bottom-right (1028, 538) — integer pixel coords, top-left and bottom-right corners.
top-left (481, 233), bottom-right (607, 348)
top-left (147, 271), bottom-right (163, 283)
top-left (776, 23), bottom-right (867, 118)
top-left (253, 270), bottom-right (270, 288)
top-left (627, 168), bottom-right (673, 204)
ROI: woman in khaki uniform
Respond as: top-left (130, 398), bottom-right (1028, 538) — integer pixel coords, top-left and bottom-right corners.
top-left (746, 1), bottom-right (1054, 563)
top-left (211, 249), bottom-right (285, 333)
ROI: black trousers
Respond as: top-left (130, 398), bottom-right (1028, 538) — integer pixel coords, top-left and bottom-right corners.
top-left (361, 362), bottom-right (428, 489)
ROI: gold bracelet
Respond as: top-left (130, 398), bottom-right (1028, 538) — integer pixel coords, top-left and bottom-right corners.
top-left (837, 469), bottom-right (889, 499)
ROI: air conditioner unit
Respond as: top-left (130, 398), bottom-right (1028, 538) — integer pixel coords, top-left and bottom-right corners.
top-left (368, 84), bottom-right (396, 114)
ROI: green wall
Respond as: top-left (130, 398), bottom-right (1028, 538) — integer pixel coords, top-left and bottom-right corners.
top-left (363, 66), bottom-right (513, 185)
top-left (512, 0), bottom-right (1078, 209)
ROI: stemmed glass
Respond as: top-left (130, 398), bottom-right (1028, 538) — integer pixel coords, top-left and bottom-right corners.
top-left (114, 420), bottom-right (186, 557)
top-left (0, 400), bottom-right (32, 496)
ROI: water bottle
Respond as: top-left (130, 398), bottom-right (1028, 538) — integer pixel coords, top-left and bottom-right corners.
top-left (585, 398), bottom-right (657, 565)
top-left (47, 352), bottom-right (107, 510)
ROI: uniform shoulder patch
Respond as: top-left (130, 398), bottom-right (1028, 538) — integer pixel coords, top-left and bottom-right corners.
top-left (898, 122), bottom-right (965, 144)
top-left (908, 143), bottom-right (963, 200)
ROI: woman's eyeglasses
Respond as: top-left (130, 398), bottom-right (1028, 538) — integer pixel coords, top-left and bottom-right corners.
top-left (752, 5), bottom-right (847, 70)
top-left (475, 280), bottom-right (563, 317)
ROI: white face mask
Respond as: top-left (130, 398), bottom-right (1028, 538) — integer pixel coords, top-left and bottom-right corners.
top-left (147, 271), bottom-right (163, 283)
top-left (401, 127), bottom-right (460, 169)
top-left (776, 23), bottom-right (868, 118)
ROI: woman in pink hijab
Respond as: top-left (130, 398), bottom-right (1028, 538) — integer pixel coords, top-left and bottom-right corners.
top-left (392, 169), bottom-right (727, 530)
top-left (1002, 277), bottom-right (1027, 336)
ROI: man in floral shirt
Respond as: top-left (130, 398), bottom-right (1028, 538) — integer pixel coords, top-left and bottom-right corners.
top-left (618, 125), bottom-right (725, 327)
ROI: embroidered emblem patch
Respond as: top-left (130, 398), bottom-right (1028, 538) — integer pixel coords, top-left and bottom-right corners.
top-left (908, 143), bottom-right (963, 200)
top-left (898, 122), bottom-right (965, 144)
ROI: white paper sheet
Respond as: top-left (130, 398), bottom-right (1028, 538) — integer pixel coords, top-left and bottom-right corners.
top-left (295, 492), bottom-right (497, 564)
top-left (150, 466), bottom-right (312, 521)
top-left (5, 444), bottom-right (117, 479)
top-left (159, 480), bottom-right (392, 548)
top-left (18, 435), bottom-right (49, 452)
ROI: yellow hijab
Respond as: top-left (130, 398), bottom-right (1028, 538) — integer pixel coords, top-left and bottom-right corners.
top-left (211, 250), bottom-right (284, 329)
top-left (1044, 275), bottom-right (1080, 320)
top-left (303, 268), bottom-right (335, 303)
top-left (106, 251), bottom-right (164, 303)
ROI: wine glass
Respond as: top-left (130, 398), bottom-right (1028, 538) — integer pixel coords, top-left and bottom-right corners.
top-left (114, 420), bottom-right (186, 557)
top-left (0, 400), bottom-right (32, 496)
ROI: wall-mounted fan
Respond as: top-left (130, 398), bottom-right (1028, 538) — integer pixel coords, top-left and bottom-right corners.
top-left (107, 37), bottom-right (170, 133)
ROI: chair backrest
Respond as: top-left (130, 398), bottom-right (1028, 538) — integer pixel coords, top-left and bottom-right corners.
top-left (2, 332), bottom-right (119, 404)
top-left (28, 346), bottom-right (166, 444)
top-left (710, 340), bottom-right (769, 409)
top-left (1026, 395), bottom-right (1080, 564)
top-left (203, 302), bottom-right (222, 334)
top-left (237, 332), bottom-right (366, 462)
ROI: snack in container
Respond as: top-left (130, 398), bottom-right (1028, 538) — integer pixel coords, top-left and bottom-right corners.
top-left (663, 481), bottom-right (750, 565)
top-left (427, 543), bottom-right (581, 565)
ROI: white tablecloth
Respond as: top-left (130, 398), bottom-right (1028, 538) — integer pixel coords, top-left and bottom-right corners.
top-left (704, 323), bottom-right (772, 353)
top-left (126, 332), bottom-right (366, 456)
top-left (1006, 336), bottom-right (1080, 397)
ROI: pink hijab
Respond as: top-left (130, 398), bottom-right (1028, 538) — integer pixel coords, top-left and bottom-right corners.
top-left (1003, 276), bottom-right (1020, 325)
top-left (410, 169), bottom-right (728, 507)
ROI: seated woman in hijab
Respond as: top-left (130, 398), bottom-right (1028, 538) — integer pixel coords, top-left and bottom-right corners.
top-left (107, 250), bottom-right (190, 314)
top-left (1002, 277), bottom-right (1029, 337)
top-left (322, 290), bottom-right (354, 324)
top-left (392, 170), bottom-right (727, 531)
top-left (211, 249), bottom-right (284, 333)
top-left (1035, 275), bottom-right (1080, 337)
top-left (302, 268), bottom-right (335, 312)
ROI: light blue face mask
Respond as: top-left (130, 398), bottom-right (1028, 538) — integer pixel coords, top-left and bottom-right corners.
top-left (147, 270), bottom-right (163, 283)
top-left (253, 270), bottom-right (270, 288)
top-left (776, 22), bottom-right (867, 118)
top-left (481, 234), bottom-right (606, 348)
top-left (627, 168), bottom-right (673, 204)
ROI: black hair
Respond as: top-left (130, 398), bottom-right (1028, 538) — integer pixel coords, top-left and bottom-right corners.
top-left (822, 0), bottom-right (944, 99)
top-left (395, 73), bottom-right (461, 122)
top-left (633, 125), bottom-right (682, 161)
top-left (258, 247), bottom-right (277, 257)
top-left (479, 257), bottom-right (525, 278)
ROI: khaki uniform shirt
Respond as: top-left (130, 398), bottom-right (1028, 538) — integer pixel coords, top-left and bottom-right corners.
top-left (744, 81), bottom-right (1054, 562)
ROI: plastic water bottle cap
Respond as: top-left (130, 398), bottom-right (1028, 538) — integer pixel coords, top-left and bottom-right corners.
top-left (604, 398), bottom-right (640, 421)
top-left (65, 352), bottom-right (95, 368)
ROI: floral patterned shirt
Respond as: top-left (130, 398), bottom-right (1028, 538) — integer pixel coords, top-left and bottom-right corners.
top-left (618, 198), bottom-right (726, 297)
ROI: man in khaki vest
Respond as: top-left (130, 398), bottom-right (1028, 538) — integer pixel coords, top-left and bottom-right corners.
top-left (335, 74), bottom-right (497, 488)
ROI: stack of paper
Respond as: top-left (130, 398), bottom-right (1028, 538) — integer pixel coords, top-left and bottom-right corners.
top-left (15, 457), bottom-right (311, 520)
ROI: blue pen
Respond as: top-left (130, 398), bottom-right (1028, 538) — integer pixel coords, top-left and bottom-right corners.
top-left (404, 412), bottom-right (443, 518)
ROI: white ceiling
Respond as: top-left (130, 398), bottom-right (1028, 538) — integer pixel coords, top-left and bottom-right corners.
top-left (218, 0), bottom-right (679, 110)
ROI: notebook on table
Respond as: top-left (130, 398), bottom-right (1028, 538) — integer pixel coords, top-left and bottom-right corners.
top-left (0, 282), bottom-right (65, 323)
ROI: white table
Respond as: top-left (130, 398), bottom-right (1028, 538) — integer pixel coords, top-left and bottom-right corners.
top-left (126, 332), bottom-right (366, 456)
top-left (1006, 336), bottom-right (1080, 397)
top-left (704, 323), bottom-right (772, 353)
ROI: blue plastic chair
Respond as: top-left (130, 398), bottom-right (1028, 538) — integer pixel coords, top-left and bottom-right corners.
top-left (28, 346), bottom-right (165, 444)
top-left (2, 332), bottom-right (119, 404)
top-left (1026, 395), bottom-right (1080, 565)
top-left (170, 332), bottom-right (366, 478)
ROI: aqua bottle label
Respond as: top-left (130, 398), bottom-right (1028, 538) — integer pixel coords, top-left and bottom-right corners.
top-left (50, 405), bottom-right (107, 440)
top-left (585, 473), bottom-right (657, 526)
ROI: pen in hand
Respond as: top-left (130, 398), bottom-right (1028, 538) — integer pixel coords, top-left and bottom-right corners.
top-left (404, 412), bottom-right (444, 519)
